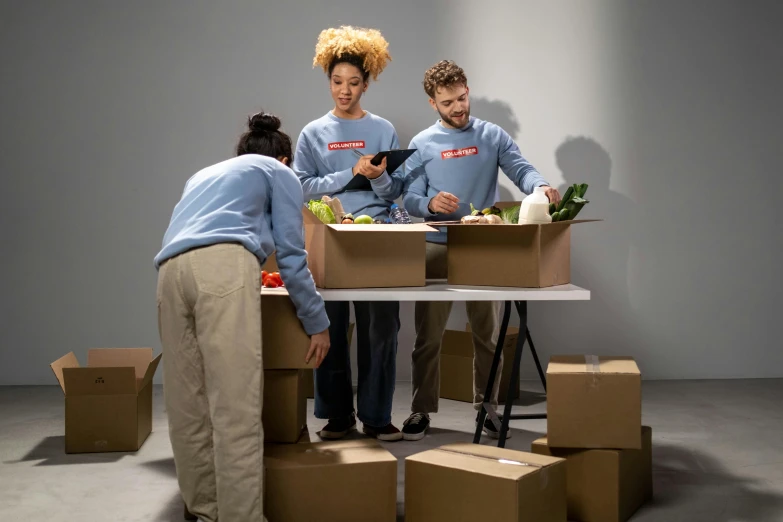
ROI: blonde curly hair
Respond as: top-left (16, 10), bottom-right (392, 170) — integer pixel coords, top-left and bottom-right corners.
top-left (313, 26), bottom-right (391, 81)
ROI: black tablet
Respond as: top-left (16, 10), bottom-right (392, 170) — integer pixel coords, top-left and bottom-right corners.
top-left (341, 148), bottom-right (417, 192)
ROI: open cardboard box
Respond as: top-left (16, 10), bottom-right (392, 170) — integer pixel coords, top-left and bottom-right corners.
top-left (429, 202), bottom-right (599, 288)
top-left (302, 206), bottom-right (437, 289)
top-left (50, 348), bottom-right (162, 453)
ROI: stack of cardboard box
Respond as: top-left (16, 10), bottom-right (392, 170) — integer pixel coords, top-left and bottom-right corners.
top-left (531, 355), bottom-right (652, 522)
top-left (260, 290), bottom-right (398, 521)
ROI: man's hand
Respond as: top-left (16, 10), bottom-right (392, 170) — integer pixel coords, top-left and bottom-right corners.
top-left (541, 186), bottom-right (561, 205)
top-left (352, 155), bottom-right (387, 180)
top-left (427, 191), bottom-right (460, 214)
top-left (306, 329), bottom-right (330, 368)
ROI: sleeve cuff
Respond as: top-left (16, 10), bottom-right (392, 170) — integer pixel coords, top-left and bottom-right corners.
top-left (300, 307), bottom-right (330, 336)
top-left (370, 171), bottom-right (393, 192)
top-left (337, 167), bottom-right (354, 186)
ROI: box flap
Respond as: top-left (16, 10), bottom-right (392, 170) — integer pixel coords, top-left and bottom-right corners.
top-left (88, 348), bottom-right (153, 379)
top-left (50, 352), bottom-right (80, 394)
top-left (264, 439), bottom-right (396, 470)
top-left (406, 443), bottom-right (562, 481)
top-left (548, 355), bottom-right (640, 375)
top-left (62, 366), bottom-right (138, 395)
top-left (138, 353), bottom-right (162, 391)
top-left (325, 223), bottom-right (436, 232)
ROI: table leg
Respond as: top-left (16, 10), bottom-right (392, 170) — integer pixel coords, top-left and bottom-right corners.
top-left (497, 301), bottom-right (527, 447)
top-left (473, 300), bottom-right (511, 444)
top-left (527, 328), bottom-right (547, 392)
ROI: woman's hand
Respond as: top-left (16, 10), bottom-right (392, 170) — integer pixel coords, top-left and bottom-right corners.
top-left (306, 329), bottom-right (330, 368)
top-left (352, 155), bottom-right (387, 180)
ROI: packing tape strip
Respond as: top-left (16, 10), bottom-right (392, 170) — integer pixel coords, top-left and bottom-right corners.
top-left (585, 354), bottom-right (600, 387)
top-left (435, 447), bottom-right (549, 489)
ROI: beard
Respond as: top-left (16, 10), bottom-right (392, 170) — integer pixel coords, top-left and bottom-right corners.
top-left (438, 104), bottom-right (471, 129)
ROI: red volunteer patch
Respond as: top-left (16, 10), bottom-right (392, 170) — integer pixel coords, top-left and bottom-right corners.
top-left (328, 140), bottom-right (366, 151)
top-left (441, 146), bottom-right (479, 159)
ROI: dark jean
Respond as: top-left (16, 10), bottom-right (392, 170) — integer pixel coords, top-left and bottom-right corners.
top-left (314, 300), bottom-right (400, 427)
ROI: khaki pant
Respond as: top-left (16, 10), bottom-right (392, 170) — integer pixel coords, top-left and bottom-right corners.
top-left (412, 242), bottom-right (502, 413)
top-left (157, 243), bottom-right (266, 522)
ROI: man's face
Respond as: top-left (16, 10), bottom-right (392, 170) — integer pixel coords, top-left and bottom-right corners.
top-left (429, 84), bottom-right (470, 129)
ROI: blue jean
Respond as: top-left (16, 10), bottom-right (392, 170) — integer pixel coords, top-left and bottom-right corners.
top-left (314, 300), bottom-right (400, 427)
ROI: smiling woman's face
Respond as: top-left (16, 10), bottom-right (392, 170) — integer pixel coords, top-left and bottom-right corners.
top-left (330, 62), bottom-right (367, 116)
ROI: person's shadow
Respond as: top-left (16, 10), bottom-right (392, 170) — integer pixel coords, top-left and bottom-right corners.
top-left (529, 137), bottom-right (641, 360)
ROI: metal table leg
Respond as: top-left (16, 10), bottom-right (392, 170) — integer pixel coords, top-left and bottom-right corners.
top-left (473, 300), bottom-right (547, 447)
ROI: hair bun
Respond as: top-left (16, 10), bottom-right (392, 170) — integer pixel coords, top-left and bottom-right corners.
top-left (248, 112), bottom-right (281, 133)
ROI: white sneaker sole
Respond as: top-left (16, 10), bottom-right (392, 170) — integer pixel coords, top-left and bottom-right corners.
top-left (402, 430), bottom-right (427, 441)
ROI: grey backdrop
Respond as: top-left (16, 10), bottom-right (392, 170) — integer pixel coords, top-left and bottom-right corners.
top-left (1, 1), bottom-right (781, 385)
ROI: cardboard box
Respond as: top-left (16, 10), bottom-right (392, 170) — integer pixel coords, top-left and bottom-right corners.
top-left (302, 323), bottom-right (354, 399)
top-left (440, 324), bottom-right (520, 403)
top-left (434, 202), bottom-right (598, 287)
top-left (263, 370), bottom-right (307, 443)
top-left (547, 355), bottom-right (642, 449)
top-left (531, 427), bottom-right (653, 522)
top-left (261, 290), bottom-right (314, 369)
top-left (49, 348), bottom-right (162, 453)
top-left (406, 443), bottom-right (566, 522)
top-left (262, 251), bottom-right (279, 272)
top-left (264, 439), bottom-right (397, 521)
top-left (302, 206), bottom-right (436, 288)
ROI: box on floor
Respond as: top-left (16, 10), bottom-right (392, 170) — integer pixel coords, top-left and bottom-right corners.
top-left (531, 427), bottom-right (653, 522)
top-left (50, 348), bottom-right (161, 453)
top-left (546, 355), bottom-right (642, 449)
top-left (405, 443), bottom-right (567, 522)
top-left (440, 324), bottom-right (520, 403)
top-left (264, 439), bottom-right (397, 522)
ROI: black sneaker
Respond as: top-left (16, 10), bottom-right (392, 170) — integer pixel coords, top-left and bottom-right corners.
top-left (317, 414), bottom-right (356, 440)
top-left (402, 412), bottom-right (430, 441)
top-left (478, 415), bottom-right (512, 440)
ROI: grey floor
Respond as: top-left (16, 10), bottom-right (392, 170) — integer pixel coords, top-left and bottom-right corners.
top-left (2, 380), bottom-right (783, 522)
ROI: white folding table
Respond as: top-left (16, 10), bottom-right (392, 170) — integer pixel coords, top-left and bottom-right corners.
top-left (271, 281), bottom-right (590, 446)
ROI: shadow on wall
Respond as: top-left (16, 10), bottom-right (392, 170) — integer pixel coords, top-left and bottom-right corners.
top-left (528, 137), bottom-right (640, 365)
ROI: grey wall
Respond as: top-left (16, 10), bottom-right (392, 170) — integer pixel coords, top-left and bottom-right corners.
top-left (1, 1), bottom-right (781, 385)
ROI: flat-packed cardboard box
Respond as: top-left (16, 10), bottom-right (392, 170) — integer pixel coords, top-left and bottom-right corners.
top-left (435, 202), bottom-right (598, 288)
top-left (264, 439), bottom-right (397, 521)
top-left (405, 443), bottom-right (567, 522)
top-left (49, 348), bottom-right (162, 453)
top-left (531, 427), bottom-right (653, 522)
top-left (440, 324), bottom-right (520, 403)
top-left (302, 206), bottom-right (436, 288)
top-left (263, 370), bottom-right (307, 443)
top-left (302, 323), bottom-right (354, 399)
top-left (547, 355), bottom-right (642, 449)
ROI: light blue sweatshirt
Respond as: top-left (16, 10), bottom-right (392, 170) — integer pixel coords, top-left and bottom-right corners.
top-left (293, 111), bottom-right (405, 220)
top-left (403, 116), bottom-right (549, 243)
top-left (154, 154), bottom-right (329, 335)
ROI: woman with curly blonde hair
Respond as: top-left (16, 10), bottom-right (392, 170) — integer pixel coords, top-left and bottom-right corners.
top-left (292, 26), bottom-right (405, 442)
